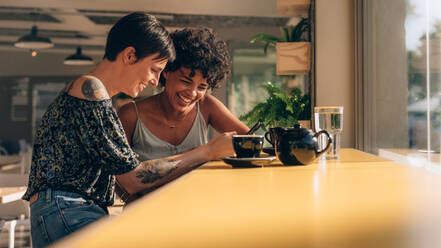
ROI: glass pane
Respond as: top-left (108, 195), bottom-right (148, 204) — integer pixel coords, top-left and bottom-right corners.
top-left (407, 0), bottom-right (441, 153)
top-left (32, 82), bottom-right (66, 137)
top-left (365, 0), bottom-right (441, 161)
top-left (228, 42), bottom-right (279, 118)
top-left (228, 41), bottom-right (311, 132)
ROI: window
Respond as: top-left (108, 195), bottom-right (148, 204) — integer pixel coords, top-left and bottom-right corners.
top-left (362, 0), bottom-right (441, 164)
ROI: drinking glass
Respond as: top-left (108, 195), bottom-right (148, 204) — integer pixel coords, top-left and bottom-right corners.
top-left (314, 106), bottom-right (344, 159)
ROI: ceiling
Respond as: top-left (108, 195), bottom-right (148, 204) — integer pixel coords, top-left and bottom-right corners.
top-left (0, 0), bottom-right (292, 55)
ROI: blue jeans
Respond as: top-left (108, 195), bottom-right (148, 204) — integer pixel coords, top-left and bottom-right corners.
top-left (30, 189), bottom-right (108, 248)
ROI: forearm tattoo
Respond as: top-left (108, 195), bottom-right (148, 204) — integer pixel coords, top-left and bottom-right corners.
top-left (136, 159), bottom-right (180, 184)
top-left (81, 78), bottom-right (109, 100)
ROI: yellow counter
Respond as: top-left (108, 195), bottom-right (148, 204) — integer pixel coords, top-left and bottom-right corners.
top-left (57, 149), bottom-right (441, 248)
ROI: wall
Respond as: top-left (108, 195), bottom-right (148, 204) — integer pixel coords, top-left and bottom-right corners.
top-left (0, 49), bottom-right (96, 152)
top-left (0, 1), bottom-right (357, 148)
top-left (0, 76), bottom-right (76, 152)
top-left (316, 0), bottom-right (355, 148)
top-left (0, 79), bottom-right (31, 153)
top-left (365, 0), bottom-right (409, 153)
top-left (4, 0), bottom-right (278, 18)
top-left (0, 49), bottom-right (100, 76)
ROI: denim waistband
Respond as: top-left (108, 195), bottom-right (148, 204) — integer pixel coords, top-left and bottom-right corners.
top-left (37, 188), bottom-right (88, 204)
top-left (36, 189), bottom-right (108, 213)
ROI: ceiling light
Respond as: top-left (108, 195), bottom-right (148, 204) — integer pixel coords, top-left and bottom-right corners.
top-left (14, 25), bottom-right (54, 49)
top-left (64, 46), bottom-right (94, 66)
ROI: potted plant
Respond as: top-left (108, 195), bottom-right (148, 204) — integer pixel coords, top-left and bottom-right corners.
top-left (239, 82), bottom-right (310, 130)
top-left (250, 18), bottom-right (310, 74)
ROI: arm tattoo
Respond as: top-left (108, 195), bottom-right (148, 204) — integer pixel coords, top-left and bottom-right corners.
top-left (135, 159), bottom-right (180, 184)
top-left (81, 78), bottom-right (109, 100)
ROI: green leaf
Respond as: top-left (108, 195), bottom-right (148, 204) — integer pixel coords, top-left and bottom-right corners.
top-left (290, 18), bottom-right (309, 42)
top-left (250, 18), bottom-right (310, 55)
top-left (280, 27), bottom-right (290, 42)
top-left (241, 82), bottom-right (310, 129)
top-left (288, 26), bottom-right (295, 42)
top-left (286, 104), bottom-right (294, 113)
top-left (250, 33), bottom-right (282, 44)
top-left (263, 43), bottom-right (270, 55)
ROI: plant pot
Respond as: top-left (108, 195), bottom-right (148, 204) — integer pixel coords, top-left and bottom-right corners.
top-left (276, 42), bottom-right (311, 75)
top-left (298, 120), bottom-right (311, 129)
top-left (277, 0), bottom-right (311, 16)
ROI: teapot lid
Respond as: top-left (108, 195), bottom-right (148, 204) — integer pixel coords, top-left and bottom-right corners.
top-left (293, 123), bottom-right (302, 129)
top-left (273, 123), bottom-right (312, 135)
top-left (291, 123), bottom-right (311, 134)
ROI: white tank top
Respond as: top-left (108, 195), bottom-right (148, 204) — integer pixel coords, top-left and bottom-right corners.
top-left (131, 101), bottom-right (208, 161)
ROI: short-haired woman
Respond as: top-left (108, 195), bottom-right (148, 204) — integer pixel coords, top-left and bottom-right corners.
top-left (23, 13), bottom-right (237, 248)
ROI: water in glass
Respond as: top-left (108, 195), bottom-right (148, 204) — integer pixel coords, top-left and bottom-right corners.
top-left (314, 106), bottom-right (344, 159)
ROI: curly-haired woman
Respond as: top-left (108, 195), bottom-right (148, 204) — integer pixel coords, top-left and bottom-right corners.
top-left (117, 27), bottom-right (249, 172)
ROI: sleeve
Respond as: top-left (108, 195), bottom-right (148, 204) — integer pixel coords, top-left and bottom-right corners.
top-left (74, 101), bottom-right (141, 175)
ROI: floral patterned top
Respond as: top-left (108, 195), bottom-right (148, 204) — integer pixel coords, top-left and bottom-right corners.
top-left (22, 91), bottom-right (140, 207)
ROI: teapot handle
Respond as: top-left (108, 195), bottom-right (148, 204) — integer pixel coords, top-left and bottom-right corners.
top-left (314, 130), bottom-right (332, 156)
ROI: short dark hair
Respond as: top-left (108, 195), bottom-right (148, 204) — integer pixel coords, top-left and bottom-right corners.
top-left (104, 12), bottom-right (175, 62)
top-left (159, 28), bottom-right (231, 90)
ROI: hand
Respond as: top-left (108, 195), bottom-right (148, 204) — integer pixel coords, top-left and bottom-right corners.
top-left (206, 131), bottom-right (237, 160)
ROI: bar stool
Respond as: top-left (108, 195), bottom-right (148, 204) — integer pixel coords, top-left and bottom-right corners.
top-left (0, 173), bottom-right (30, 248)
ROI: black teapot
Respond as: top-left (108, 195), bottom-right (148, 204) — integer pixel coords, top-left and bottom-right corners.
top-left (269, 124), bottom-right (332, 165)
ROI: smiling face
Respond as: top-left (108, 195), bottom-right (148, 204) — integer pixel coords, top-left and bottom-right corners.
top-left (162, 67), bottom-right (209, 113)
top-left (122, 53), bottom-right (168, 98)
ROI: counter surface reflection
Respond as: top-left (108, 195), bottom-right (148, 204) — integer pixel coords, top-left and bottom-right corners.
top-left (58, 149), bottom-right (441, 248)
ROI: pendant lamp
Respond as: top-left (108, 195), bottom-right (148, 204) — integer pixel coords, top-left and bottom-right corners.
top-left (14, 25), bottom-right (54, 49)
top-left (64, 46), bottom-right (94, 66)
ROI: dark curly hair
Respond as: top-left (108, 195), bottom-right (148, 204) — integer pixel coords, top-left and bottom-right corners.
top-left (159, 27), bottom-right (231, 90)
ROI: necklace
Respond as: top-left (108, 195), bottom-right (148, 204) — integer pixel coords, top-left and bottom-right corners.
top-left (158, 94), bottom-right (195, 129)
top-left (158, 96), bottom-right (179, 128)
top-left (166, 121), bottom-right (176, 128)
top-left (162, 110), bottom-right (177, 128)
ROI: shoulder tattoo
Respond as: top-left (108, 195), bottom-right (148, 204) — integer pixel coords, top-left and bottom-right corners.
top-left (81, 78), bottom-right (109, 100)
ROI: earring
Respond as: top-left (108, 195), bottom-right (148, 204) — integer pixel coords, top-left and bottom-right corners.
top-left (128, 53), bottom-right (136, 64)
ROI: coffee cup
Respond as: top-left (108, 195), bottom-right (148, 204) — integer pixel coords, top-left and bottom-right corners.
top-left (232, 135), bottom-right (264, 158)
